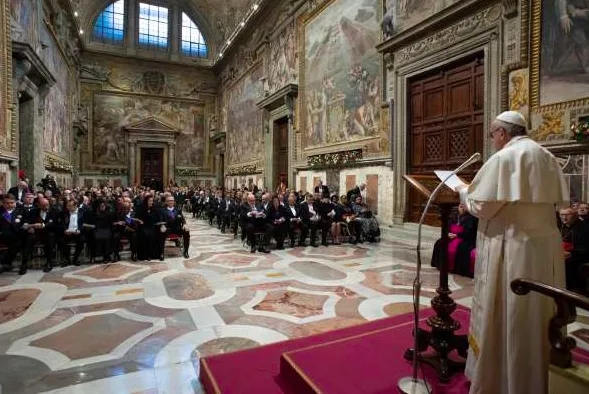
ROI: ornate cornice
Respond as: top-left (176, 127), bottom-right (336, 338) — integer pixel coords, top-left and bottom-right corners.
top-left (100, 168), bottom-right (126, 175)
top-left (226, 164), bottom-right (261, 176)
top-left (45, 156), bottom-right (74, 173)
top-left (377, 0), bottom-right (502, 55)
top-left (177, 168), bottom-right (199, 177)
top-left (307, 149), bottom-right (363, 170)
top-left (393, 4), bottom-right (502, 66)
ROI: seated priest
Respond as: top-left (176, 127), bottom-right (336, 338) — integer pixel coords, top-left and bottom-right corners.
top-left (240, 193), bottom-right (272, 253)
top-left (430, 203), bottom-right (478, 278)
top-left (0, 195), bottom-right (23, 273)
top-left (160, 195), bottom-right (190, 259)
top-left (559, 207), bottom-right (589, 292)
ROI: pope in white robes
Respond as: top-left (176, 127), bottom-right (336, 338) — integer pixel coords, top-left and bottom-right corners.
top-left (456, 111), bottom-right (568, 394)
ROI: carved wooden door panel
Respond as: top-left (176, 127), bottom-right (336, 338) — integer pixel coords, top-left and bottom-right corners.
top-left (407, 55), bottom-right (485, 225)
top-left (274, 120), bottom-right (289, 188)
top-left (141, 148), bottom-right (164, 187)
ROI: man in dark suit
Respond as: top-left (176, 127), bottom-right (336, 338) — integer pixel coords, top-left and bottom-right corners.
top-left (240, 193), bottom-right (272, 253)
top-left (7, 181), bottom-right (30, 205)
top-left (0, 194), bottom-right (24, 273)
top-left (284, 193), bottom-right (308, 247)
top-left (160, 196), bottom-right (190, 259)
top-left (218, 194), bottom-right (237, 234)
top-left (300, 193), bottom-right (333, 247)
top-left (21, 198), bottom-right (59, 274)
top-left (314, 180), bottom-right (330, 199)
top-left (59, 199), bottom-right (85, 267)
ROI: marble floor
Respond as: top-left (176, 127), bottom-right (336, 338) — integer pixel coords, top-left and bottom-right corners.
top-left (0, 217), bottom-right (584, 394)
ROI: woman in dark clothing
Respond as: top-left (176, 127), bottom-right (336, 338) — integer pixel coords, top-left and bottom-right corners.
top-left (93, 199), bottom-right (115, 263)
top-left (136, 195), bottom-right (162, 261)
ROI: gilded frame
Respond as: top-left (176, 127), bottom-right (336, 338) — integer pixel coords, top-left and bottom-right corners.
top-left (529, 0), bottom-right (589, 112)
top-left (297, 0), bottom-right (383, 156)
top-left (0, 0), bottom-right (13, 154)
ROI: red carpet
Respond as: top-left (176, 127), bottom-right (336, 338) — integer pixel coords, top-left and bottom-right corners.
top-left (199, 307), bottom-right (589, 394)
top-left (280, 309), bottom-right (471, 394)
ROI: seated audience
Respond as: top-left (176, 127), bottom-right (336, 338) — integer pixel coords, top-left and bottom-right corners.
top-left (240, 193), bottom-right (272, 253)
top-left (266, 195), bottom-right (288, 250)
top-left (285, 193), bottom-right (307, 247)
top-left (160, 195), bottom-right (190, 259)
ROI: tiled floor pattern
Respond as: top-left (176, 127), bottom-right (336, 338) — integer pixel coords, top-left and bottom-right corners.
top-left (0, 218), bottom-right (583, 393)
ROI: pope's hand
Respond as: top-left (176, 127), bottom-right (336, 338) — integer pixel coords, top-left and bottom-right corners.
top-left (564, 251), bottom-right (571, 259)
top-left (449, 233), bottom-right (457, 239)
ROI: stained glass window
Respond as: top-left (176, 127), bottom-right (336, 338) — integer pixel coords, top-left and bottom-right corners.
top-left (92, 0), bottom-right (125, 45)
top-left (138, 3), bottom-right (169, 49)
top-left (181, 13), bottom-right (208, 58)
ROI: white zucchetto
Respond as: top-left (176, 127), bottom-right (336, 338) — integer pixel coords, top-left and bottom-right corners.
top-left (496, 111), bottom-right (527, 128)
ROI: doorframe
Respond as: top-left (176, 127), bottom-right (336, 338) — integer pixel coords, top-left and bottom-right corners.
top-left (137, 142), bottom-right (169, 187)
top-left (392, 27), bottom-right (501, 224)
top-left (265, 106), bottom-right (293, 191)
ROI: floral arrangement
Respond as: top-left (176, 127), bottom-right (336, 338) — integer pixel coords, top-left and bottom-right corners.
top-left (571, 119), bottom-right (589, 142)
top-left (307, 149), bottom-right (363, 169)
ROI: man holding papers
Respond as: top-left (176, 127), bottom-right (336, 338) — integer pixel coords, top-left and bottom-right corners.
top-left (451, 111), bottom-right (568, 394)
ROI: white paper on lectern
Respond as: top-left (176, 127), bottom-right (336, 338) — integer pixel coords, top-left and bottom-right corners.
top-left (434, 170), bottom-right (467, 191)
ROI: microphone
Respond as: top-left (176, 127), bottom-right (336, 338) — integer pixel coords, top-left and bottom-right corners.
top-left (398, 152), bottom-right (481, 394)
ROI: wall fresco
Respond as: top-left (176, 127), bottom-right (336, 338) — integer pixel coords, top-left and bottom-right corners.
top-left (302, 0), bottom-right (381, 150)
top-left (226, 64), bottom-right (263, 166)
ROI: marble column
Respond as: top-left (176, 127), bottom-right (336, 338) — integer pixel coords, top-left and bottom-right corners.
top-left (128, 141), bottom-right (136, 186)
top-left (168, 142), bottom-right (175, 184)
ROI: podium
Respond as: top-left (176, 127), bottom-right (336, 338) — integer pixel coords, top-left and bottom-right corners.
top-left (402, 174), bottom-right (469, 382)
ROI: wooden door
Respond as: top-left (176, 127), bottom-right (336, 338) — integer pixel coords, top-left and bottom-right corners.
top-left (274, 119), bottom-right (289, 188)
top-left (406, 54), bottom-right (485, 225)
top-left (141, 148), bottom-right (164, 187)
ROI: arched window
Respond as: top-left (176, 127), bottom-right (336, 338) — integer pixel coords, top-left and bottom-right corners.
top-left (181, 12), bottom-right (207, 58)
top-left (138, 2), bottom-right (169, 49)
top-left (92, 0), bottom-right (126, 45)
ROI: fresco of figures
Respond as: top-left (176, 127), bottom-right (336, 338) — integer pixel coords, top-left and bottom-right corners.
top-left (10, 0), bottom-right (39, 46)
top-left (302, 0), bottom-right (380, 149)
top-left (539, 0), bottom-right (589, 107)
top-left (82, 54), bottom-right (218, 99)
top-left (267, 21), bottom-right (298, 94)
top-left (395, 0), bottom-right (459, 32)
top-left (42, 27), bottom-right (72, 159)
top-left (92, 94), bottom-right (206, 167)
top-left (226, 65), bottom-right (263, 165)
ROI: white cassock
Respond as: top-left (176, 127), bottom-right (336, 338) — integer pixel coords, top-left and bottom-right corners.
top-left (458, 135), bottom-right (568, 394)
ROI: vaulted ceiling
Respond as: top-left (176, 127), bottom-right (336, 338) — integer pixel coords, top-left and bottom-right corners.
top-left (70, 0), bottom-right (257, 50)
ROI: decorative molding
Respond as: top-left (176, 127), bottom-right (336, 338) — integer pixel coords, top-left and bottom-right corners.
top-left (124, 116), bottom-right (179, 133)
top-left (501, 0), bottom-right (518, 18)
top-left (307, 149), bottom-right (363, 169)
top-left (176, 169), bottom-right (199, 177)
top-left (393, 4), bottom-right (502, 66)
top-left (226, 164), bottom-right (261, 176)
top-left (100, 167), bottom-right (126, 175)
top-left (44, 156), bottom-right (74, 173)
top-left (377, 0), bottom-right (502, 55)
top-left (257, 84), bottom-right (298, 112)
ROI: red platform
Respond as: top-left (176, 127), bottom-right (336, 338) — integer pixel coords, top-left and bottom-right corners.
top-left (199, 307), bottom-right (589, 394)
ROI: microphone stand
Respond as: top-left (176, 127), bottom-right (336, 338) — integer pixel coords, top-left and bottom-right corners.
top-left (398, 153), bottom-right (481, 394)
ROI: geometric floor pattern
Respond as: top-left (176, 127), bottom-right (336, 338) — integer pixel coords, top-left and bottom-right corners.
top-left (0, 216), bottom-right (583, 393)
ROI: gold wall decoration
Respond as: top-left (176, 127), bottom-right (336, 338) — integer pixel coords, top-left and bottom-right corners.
top-left (508, 68), bottom-right (530, 122)
top-left (529, 0), bottom-right (589, 112)
top-left (529, 111), bottom-right (565, 141)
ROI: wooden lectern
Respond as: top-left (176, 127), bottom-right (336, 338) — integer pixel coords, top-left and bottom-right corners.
top-left (402, 174), bottom-right (469, 382)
